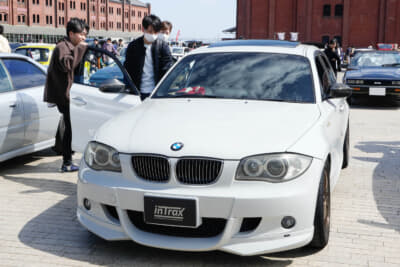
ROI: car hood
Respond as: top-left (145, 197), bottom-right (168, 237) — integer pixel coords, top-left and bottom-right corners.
top-left (95, 99), bottom-right (321, 159)
top-left (346, 67), bottom-right (400, 80)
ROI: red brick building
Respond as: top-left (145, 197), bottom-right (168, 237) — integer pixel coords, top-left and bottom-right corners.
top-left (236, 0), bottom-right (400, 48)
top-left (0, 0), bottom-right (150, 42)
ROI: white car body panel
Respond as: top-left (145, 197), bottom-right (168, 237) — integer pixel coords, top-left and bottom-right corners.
top-left (76, 42), bottom-right (350, 255)
top-left (0, 53), bottom-right (59, 162)
top-left (95, 99), bottom-right (321, 159)
top-left (70, 84), bottom-right (141, 152)
top-left (0, 91), bottom-right (25, 154)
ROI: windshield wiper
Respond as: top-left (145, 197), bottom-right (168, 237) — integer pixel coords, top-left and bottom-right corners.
top-left (381, 63), bottom-right (400, 67)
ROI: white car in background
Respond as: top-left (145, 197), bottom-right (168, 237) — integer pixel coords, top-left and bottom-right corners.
top-left (73, 40), bottom-right (351, 256)
top-left (0, 53), bottom-right (59, 162)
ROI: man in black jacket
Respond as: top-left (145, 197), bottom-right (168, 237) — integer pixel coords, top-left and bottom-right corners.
top-left (324, 39), bottom-right (341, 77)
top-left (124, 15), bottom-right (173, 100)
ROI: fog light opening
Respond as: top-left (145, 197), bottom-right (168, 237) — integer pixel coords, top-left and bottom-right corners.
top-left (281, 216), bottom-right (296, 229)
top-left (83, 198), bottom-right (91, 210)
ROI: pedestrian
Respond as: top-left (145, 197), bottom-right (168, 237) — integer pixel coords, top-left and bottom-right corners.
top-left (158, 21), bottom-right (172, 42)
top-left (92, 38), bottom-right (102, 68)
top-left (0, 25), bottom-right (11, 53)
top-left (43, 18), bottom-right (88, 172)
top-left (124, 14), bottom-right (173, 100)
top-left (102, 38), bottom-right (119, 65)
top-left (117, 38), bottom-right (124, 53)
top-left (324, 39), bottom-right (341, 77)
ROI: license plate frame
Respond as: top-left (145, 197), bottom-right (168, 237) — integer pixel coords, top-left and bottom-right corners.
top-left (369, 87), bottom-right (386, 96)
top-left (143, 195), bottom-right (199, 228)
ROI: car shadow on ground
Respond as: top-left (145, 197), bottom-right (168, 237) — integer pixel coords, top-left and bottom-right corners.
top-left (3, 172), bottom-right (300, 266)
top-left (354, 141), bottom-right (400, 233)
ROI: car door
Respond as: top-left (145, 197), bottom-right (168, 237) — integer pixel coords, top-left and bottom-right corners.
top-left (1, 57), bottom-right (59, 147)
top-left (70, 46), bottom-right (141, 152)
top-left (316, 53), bottom-right (348, 180)
top-left (0, 60), bottom-right (24, 155)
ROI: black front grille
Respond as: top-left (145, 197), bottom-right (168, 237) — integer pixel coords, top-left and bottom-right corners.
top-left (127, 210), bottom-right (226, 238)
top-left (176, 159), bottom-right (223, 184)
top-left (131, 155), bottom-right (170, 182)
top-left (362, 80), bottom-right (394, 86)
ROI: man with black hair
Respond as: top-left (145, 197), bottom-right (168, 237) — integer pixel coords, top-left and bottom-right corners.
top-left (124, 14), bottom-right (173, 100)
top-left (0, 25), bottom-right (11, 53)
top-left (324, 39), bottom-right (341, 77)
top-left (44, 18), bottom-right (88, 172)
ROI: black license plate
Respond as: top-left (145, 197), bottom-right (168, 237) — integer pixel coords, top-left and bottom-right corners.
top-left (144, 196), bottom-right (197, 227)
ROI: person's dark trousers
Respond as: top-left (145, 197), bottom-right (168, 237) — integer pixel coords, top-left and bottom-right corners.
top-left (140, 93), bottom-right (151, 101)
top-left (56, 104), bottom-right (72, 164)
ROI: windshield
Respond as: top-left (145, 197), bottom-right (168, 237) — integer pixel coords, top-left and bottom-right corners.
top-left (153, 52), bottom-right (315, 103)
top-left (15, 48), bottom-right (50, 62)
top-left (350, 52), bottom-right (400, 67)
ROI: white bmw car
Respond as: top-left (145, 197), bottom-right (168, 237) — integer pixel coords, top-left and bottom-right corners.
top-left (76, 40), bottom-right (351, 256)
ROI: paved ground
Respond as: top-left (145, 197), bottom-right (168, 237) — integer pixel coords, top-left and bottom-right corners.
top-left (0, 97), bottom-right (399, 266)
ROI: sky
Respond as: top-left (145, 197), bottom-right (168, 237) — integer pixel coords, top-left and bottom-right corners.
top-left (146, 0), bottom-right (236, 42)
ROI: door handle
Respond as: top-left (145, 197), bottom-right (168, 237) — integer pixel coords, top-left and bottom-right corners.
top-left (72, 97), bottom-right (87, 106)
top-left (9, 103), bottom-right (17, 108)
top-left (338, 104), bottom-right (345, 112)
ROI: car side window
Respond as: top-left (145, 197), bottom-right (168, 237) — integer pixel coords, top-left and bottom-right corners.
top-left (0, 61), bottom-right (13, 93)
top-left (75, 48), bottom-right (126, 90)
top-left (2, 59), bottom-right (46, 90)
top-left (321, 54), bottom-right (337, 85)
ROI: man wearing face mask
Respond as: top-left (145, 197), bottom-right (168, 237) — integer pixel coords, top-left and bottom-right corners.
top-left (124, 14), bottom-right (173, 100)
top-left (159, 21), bottom-right (172, 42)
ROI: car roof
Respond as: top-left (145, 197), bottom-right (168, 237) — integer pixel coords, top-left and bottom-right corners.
top-left (0, 53), bottom-right (48, 71)
top-left (16, 44), bottom-right (56, 49)
top-left (193, 40), bottom-right (318, 57)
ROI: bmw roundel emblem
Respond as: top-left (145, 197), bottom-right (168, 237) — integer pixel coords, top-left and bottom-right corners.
top-left (171, 142), bottom-right (184, 151)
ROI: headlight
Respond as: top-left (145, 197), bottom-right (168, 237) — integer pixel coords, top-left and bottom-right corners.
top-left (84, 141), bottom-right (121, 172)
top-left (236, 153), bottom-right (312, 182)
top-left (346, 79), bottom-right (364, 85)
top-left (392, 81), bottom-right (400, 85)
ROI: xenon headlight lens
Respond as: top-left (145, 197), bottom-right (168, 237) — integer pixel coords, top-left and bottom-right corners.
top-left (236, 153), bottom-right (312, 182)
top-left (84, 141), bottom-right (121, 172)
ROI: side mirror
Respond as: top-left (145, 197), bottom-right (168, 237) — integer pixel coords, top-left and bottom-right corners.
top-left (99, 79), bottom-right (126, 93)
top-left (329, 83), bottom-right (352, 98)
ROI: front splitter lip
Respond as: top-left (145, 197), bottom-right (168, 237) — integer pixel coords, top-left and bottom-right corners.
top-left (77, 206), bottom-right (314, 256)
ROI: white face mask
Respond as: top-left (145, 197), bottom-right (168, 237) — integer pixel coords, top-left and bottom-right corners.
top-left (158, 33), bottom-right (169, 42)
top-left (144, 33), bottom-right (157, 43)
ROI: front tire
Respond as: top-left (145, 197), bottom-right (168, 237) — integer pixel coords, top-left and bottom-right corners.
top-left (310, 165), bottom-right (330, 248)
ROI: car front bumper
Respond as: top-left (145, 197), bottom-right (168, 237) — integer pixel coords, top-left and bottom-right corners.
top-left (348, 86), bottom-right (400, 97)
top-left (77, 155), bottom-right (324, 256)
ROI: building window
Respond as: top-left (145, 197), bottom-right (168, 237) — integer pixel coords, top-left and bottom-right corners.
top-left (32, 14), bottom-right (35, 23)
top-left (62, 3), bottom-right (64, 10)
top-left (62, 17), bottom-right (64, 24)
top-left (335, 4), bottom-right (343, 17)
top-left (323, 5), bottom-right (331, 17)
top-left (37, 14), bottom-right (39, 23)
top-left (132, 10), bottom-right (135, 17)
top-left (46, 15), bottom-right (48, 24)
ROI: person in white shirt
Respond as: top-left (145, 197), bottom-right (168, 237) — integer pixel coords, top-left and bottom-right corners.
top-left (124, 15), bottom-right (173, 100)
top-left (0, 25), bottom-right (11, 53)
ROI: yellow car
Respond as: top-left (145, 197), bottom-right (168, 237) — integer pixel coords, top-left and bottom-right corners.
top-left (15, 44), bottom-right (56, 67)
